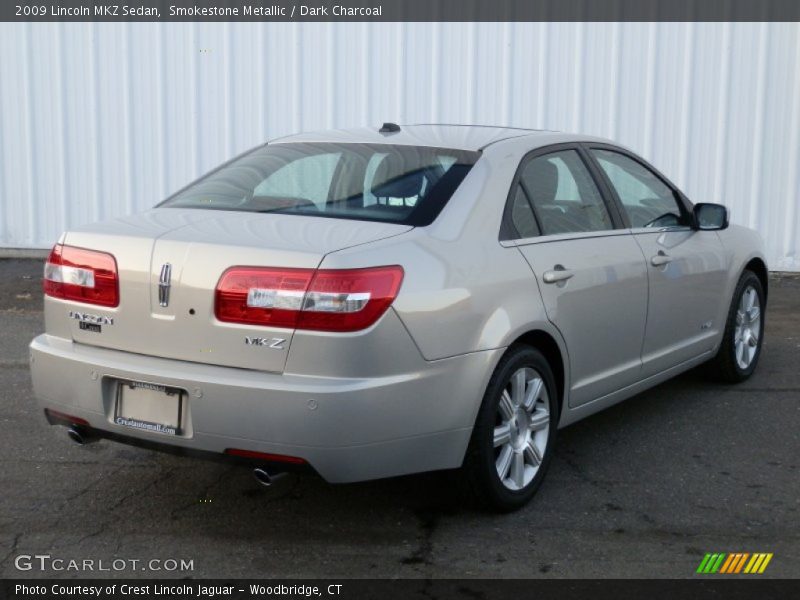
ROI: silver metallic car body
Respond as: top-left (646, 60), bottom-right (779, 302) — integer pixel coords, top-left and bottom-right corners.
top-left (30, 125), bottom-right (768, 483)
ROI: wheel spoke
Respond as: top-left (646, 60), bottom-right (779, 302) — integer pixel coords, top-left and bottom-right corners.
top-left (511, 370), bottom-right (527, 406)
top-left (496, 445), bottom-right (513, 480)
top-left (748, 306), bottom-right (760, 323)
top-left (736, 340), bottom-right (745, 365)
top-left (529, 409), bottom-right (549, 432)
top-left (498, 391), bottom-right (515, 420)
top-left (522, 377), bottom-right (543, 411)
top-left (746, 288), bottom-right (756, 310)
top-left (745, 345), bottom-right (754, 364)
top-left (511, 452), bottom-right (525, 488)
top-left (494, 423), bottom-right (512, 447)
top-left (524, 440), bottom-right (542, 466)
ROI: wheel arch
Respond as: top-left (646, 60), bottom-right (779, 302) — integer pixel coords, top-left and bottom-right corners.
top-left (744, 257), bottom-right (769, 303)
top-left (511, 329), bottom-right (567, 417)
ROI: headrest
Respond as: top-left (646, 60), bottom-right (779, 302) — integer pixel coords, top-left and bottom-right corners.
top-left (371, 153), bottom-right (425, 198)
top-left (526, 159), bottom-right (559, 204)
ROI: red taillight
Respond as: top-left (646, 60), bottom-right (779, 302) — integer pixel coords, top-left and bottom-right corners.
top-left (299, 268), bottom-right (405, 332)
top-left (214, 267), bottom-right (315, 328)
top-left (44, 408), bottom-right (90, 427)
top-left (215, 265), bottom-right (404, 332)
top-left (224, 448), bottom-right (306, 464)
top-left (43, 244), bottom-right (119, 307)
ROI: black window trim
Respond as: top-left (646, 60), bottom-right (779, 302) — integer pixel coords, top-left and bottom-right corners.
top-left (500, 143), bottom-right (626, 242)
top-left (579, 142), bottom-right (695, 230)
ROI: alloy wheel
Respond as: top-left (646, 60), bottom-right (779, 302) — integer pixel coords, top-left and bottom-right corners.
top-left (734, 285), bottom-right (761, 369)
top-left (493, 367), bottom-right (550, 491)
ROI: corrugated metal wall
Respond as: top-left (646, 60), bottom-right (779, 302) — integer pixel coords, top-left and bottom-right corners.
top-left (1, 22), bottom-right (798, 269)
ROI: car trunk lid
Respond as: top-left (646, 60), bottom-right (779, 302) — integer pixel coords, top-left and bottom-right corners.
top-left (60, 208), bottom-right (411, 372)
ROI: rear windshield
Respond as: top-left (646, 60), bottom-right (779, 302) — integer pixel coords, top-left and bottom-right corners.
top-left (159, 143), bottom-right (480, 226)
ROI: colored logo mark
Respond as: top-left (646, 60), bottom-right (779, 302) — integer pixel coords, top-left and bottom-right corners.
top-left (696, 552), bottom-right (773, 574)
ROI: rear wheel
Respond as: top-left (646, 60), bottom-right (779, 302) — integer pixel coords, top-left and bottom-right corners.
top-left (462, 345), bottom-right (558, 512)
top-left (707, 270), bottom-right (765, 383)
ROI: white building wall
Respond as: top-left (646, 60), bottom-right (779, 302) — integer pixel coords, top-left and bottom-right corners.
top-left (0, 22), bottom-right (798, 269)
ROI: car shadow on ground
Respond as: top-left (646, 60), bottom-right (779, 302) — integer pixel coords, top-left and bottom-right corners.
top-left (59, 359), bottom-right (725, 524)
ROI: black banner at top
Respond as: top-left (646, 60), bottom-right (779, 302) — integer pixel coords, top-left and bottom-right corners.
top-left (5, 0), bottom-right (800, 22)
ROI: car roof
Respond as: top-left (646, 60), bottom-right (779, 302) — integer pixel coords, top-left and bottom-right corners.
top-left (269, 124), bottom-right (612, 152)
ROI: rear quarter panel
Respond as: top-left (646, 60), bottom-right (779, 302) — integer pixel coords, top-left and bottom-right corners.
top-left (320, 143), bottom-right (572, 417)
top-left (321, 147), bottom-right (553, 357)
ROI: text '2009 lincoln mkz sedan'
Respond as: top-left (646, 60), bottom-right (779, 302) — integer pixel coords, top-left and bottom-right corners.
top-left (30, 124), bottom-right (767, 510)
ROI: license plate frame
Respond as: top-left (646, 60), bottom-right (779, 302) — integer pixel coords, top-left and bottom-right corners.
top-left (113, 379), bottom-right (185, 436)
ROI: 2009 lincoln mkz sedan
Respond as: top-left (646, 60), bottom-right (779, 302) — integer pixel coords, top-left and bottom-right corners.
top-left (30, 124), bottom-right (767, 510)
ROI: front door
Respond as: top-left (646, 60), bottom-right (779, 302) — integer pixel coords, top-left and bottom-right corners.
top-left (588, 147), bottom-right (728, 377)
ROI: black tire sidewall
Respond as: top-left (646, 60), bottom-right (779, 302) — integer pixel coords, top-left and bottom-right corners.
top-left (468, 345), bottom-right (559, 511)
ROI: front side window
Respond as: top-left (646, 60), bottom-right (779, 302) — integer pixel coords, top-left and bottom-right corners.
top-left (591, 149), bottom-right (685, 229)
top-left (160, 143), bottom-right (480, 226)
top-left (516, 150), bottom-right (613, 236)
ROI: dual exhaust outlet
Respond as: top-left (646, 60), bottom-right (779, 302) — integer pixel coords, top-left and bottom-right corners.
top-left (66, 427), bottom-right (286, 487)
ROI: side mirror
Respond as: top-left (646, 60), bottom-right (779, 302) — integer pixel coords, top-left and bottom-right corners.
top-left (693, 203), bottom-right (729, 231)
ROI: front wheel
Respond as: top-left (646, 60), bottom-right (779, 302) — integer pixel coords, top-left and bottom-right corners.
top-left (708, 270), bottom-right (765, 383)
top-left (462, 345), bottom-right (559, 512)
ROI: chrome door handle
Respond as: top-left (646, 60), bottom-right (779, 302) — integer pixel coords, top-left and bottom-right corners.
top-left (542, 267), bottom-right (575, 284)
top-left (650, 251), bottom-right (673, 267)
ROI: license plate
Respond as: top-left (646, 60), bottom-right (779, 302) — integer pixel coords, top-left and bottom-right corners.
top-left (114, 380), bottom-right (185, 436)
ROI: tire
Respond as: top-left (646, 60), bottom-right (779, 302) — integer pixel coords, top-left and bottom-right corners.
top-left (462, 344), bottom-right (559, 512)
top-left (707, 270), bottom-right (765, 383)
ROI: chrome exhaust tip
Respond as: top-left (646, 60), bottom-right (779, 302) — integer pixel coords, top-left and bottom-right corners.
top-left (67, 426), bottom-right (97, 445)
top-left (253, 467), bottom-right (286, 488)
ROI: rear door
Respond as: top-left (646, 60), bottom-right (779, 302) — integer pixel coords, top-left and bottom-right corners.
top-left (586, 145), bottom-right (727, 377)
top-left (506, 145), bottom-right (649, 407)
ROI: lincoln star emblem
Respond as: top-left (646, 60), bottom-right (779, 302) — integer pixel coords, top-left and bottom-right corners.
top-left (158, 263), bottom-right (172, 307)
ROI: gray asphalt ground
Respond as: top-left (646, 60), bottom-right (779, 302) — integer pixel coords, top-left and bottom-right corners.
top-left (0, 258), bottom-right (798, 579)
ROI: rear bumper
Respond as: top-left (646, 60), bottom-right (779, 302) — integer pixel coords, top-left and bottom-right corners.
top-left (29, 334), bottom-right (501, 483)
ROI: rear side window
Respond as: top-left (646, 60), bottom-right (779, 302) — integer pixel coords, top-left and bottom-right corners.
top-left (509, 185), bottom-right (540, 239)
top-left (516, 150), bottom-right (613, 236)
top-left (160, 143), bottom-right (480, 226)
top-left (591, 149), bottom-right (684, 228)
